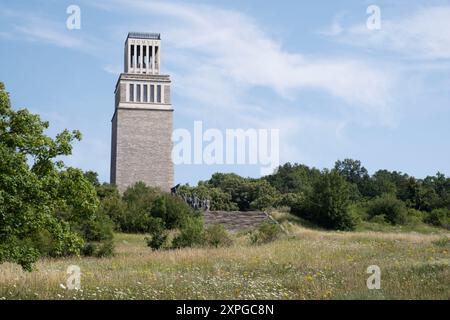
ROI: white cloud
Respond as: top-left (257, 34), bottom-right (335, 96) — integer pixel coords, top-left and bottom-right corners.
top-left (1, 10), bottom-right (101, 55)
top-left (328, 6), bottom-right (450, 60)
top-left (99, 0), bottom-right (395, 121)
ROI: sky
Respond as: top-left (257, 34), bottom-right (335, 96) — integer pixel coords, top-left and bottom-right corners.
top-left (1, 0), bottom-right (449, 185)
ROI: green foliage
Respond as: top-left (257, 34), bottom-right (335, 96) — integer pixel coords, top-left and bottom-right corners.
top-left (265, 163), bottom-right (321, 194)
top-left (334, 158), bottom-right (369, 186)
top-left (95, 183), bottom-right (120, 200)
top-left (83, 170), bottom-right (100, 187)
top-left (152, 194), bottom-right (192, 229)
top-left (81, 239), bottom-right (114, 257)
top-left (249, 222), bottom-right (282, 245)
top-left (203, 224), bottom-right (232, 248)
top-left (369, 214), bottom-right (388, 224)
top-left (366, 194), bottom-right (408, 225)
top-left (0, 82), bottom-right (109, 270)
top-left (99, 195), bottom-right (127, 231)
top-left (424, 208), bottom-right (450, 229)
top-left (405, 208), bottom-right (425, 226)
top-left (145, 217), bottom-right (168, 250)
top-left (172, 216), bottom-right (204, 249)
top-left (292, 170), bottom-right (356, 230)
top-left (200, 173), bottom-right (281, 211)
top-left (113, 182), bottom-right (161, 233)
top-left (146, 232), bottom-right (168, 250)
top-left (278, 192), bottom-right (305, 208)
top-left (177, 184), bottom-right (238, 211)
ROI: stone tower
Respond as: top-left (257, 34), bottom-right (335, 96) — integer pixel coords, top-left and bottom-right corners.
top-left (110, 32), bottom-right (173, 193)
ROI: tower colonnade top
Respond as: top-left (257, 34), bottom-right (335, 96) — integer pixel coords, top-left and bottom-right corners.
top-left (125, 32), bottom-right (161, 74)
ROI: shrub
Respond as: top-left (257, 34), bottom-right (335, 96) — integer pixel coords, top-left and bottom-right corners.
top-left (102, 182), bottom-right (195, 234)
top-left (279, 192), bottom-right (305, 209)
top-left (96, 183), bottom-right (120, 200)
top-left (146, 231), bottom-right (168, 250)
top-left (177, 185), bottom-right (238, 211)
top-left (199, 173), bottom-right (281, 211)
top-left (369, 214), bottom-right (388, 224)
top-left (96, 240), bottom-right (114, 257)
top-left (100, 196), bottom-right (127, 231)
top-left (146, 217), bottom-right (168, 250)
top-left (152, 194), bottom-right (193, 229)
top-left (292, 170), bottom-right (356, 230)
top-left (425, 208), bottom-right (450, 229)
top-left (203, 224), bottom-right (232, 248)
top-left (81, 240), bottom-right (114, 257)
top-left (28, 229), bottom-right (58, 257)
top-left (172, 216), bottom-right (204, 248)
top-left (367, 194), bottom-right (407, 225)
top-left (76, 211), bottom-right (114, 242)
top-left (405, 208), bottom-right (425, 225)
top-left (249, 222), bottom-right (282, 245)
top-left (119, 182), bottom-right (161, 232)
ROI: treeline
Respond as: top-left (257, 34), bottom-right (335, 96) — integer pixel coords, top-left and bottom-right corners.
top-left (178, 160), bottom-right (450, 231)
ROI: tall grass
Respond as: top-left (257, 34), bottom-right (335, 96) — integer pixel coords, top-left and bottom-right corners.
top-left (0, 216), bottom-right (448, 300)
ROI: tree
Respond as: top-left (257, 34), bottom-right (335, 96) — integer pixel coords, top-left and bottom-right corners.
top-left (265, 163), bottom-right (321, 194)
top-left (83, 170), bottom-right (100, 187)
top-left (291, 170), bottom-right (355, 230)
top-left (366, 194), bottom-right (407, 225)
top-left (334, 159), bottom-right (369, 185)
top-left (201, 173), bottom-right (281, 211)
top-left (0, 82), bottom-right (105, 270)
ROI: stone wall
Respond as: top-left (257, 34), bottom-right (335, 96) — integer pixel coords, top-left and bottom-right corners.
top-left (204, 211), bottom-right (272, 232)
top-left (112, 108), bottom-right (174, 193)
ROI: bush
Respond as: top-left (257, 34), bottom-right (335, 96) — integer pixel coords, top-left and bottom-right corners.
top-left (172, 216), bottom-right (204, 248)
top-left (28, 229), bottom-right (58, 257)
top-left (81, 240), bottom-right (114, 257)
top-left (369, 214), bottom-right (388, 224)
top-left (405, 208), bottom-right (425, 226)
top-left (425, 208), bottom-right (450, 229)
top-left (177, 185), bottom-right (238, 211)
top-left (119, 182), bottom-right (161, 233)
top-left (249, 222), bottom-right (282, 245)
top-left (145, 217), bottom-right (168, 250)
top-left (367, 194), bottom-right (407, 225)
top-left (279, 192), bottom-right (305, 209)
top-left (199, 173), bottom-right (281, 211)
top-left (146, 232), bottom-right (168, 250)
top-left (203, 224), bottom-right (232, 248)
top-left (96, 240), bottom-right (114, 257)
top-left (100, 196), bottom-right (127, 231)
top-left (76, 211), bottom-right (114, 242)
top-left (152, 194), bottom-right (193, 229)
top-left (102, 183), bottom-right (195, 234)
top-left (292, 170), bottom-right (356, 230)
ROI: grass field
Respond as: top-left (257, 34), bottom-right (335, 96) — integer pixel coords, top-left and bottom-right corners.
top-left (0, 214), bottom-right (449, 300)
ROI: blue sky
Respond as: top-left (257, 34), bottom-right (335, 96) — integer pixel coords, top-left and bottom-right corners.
top-left (1, 0), bottom-right (450, 185)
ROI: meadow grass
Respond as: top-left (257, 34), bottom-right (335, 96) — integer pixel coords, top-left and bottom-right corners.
top-left (0, 215), bottom-right (448, 300)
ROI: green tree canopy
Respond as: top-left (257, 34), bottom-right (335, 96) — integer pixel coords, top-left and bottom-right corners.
top-left (0, 82), bottom-right (101, 270)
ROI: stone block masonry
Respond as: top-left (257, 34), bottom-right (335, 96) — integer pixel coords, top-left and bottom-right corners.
top-left (111, 108), bottom-right (173, 193)
top-left (110, 32), bottom-right (174, 193)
